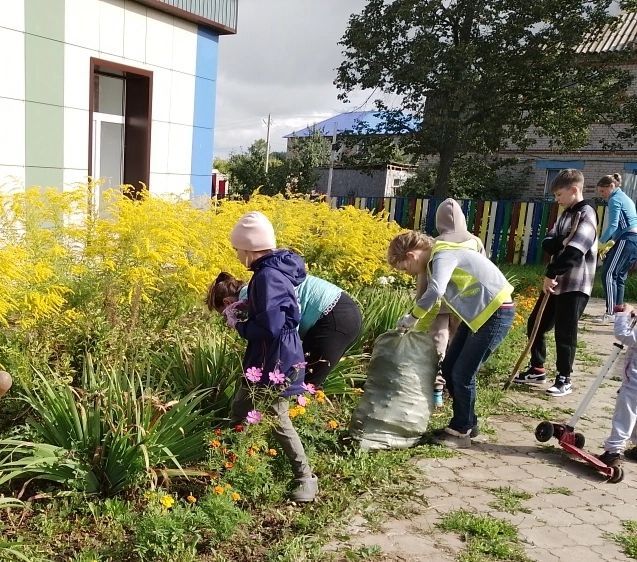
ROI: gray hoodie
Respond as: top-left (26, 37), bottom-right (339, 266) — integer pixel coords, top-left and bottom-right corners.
top-left (435, 198), bottom-right (486, 254)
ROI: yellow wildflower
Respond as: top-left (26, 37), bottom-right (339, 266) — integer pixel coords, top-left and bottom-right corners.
top-left (160, 495), bottom-right (175, 509)
top-left (268, 448), bottom-right (278, 457)
top-left (327, 420), bottom-right (339, 430)
top-left (315, 390), bottom-right (326, 403)
top-left (210, 439), bottom-right (221, 448)
top-left (186, 495), bottom-right (197, 504)
top-left (231, 492), bottom-right (241, 502)
top-left (214, 485), bottom-right (225, 495)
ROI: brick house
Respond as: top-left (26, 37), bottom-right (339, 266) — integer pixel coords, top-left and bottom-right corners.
top-left (499, 11), bottom-right (637, 200)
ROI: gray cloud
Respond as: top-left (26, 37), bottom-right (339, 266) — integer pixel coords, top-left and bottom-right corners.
top-left (214, 0), bottom-right (369, 156)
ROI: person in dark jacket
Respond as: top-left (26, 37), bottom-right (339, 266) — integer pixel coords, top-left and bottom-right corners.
top-left (206, 271), bottom-right (362, 388)
top-left (228, 211), bottom-right (317, 502)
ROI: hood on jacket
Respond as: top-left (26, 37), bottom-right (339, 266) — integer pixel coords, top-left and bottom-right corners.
top-left (435, 198), bottom-right (474, 243)
top-left (250, 249), bottom-right (307, 288)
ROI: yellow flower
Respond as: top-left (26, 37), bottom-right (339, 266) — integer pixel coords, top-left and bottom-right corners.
top-left (289, 406), bottom-right (300, 419)
top-left (160, 495), bottom-right (175, 509)
top-left (268, 448), bottom-right (278, 457)
top-left (315, 390), bottom-right (326, 403)
top-left (231, 492), bottom-right (241, 502)
top-left (224, 483), bottom-right (232, 489)
top-left (214, 485), bottom-right (225, 495)
top-left (327, 420), bottom-right (339, 430)
top-left (186, 495), bottom-right (197, 504)
top-left (224, 461), bottom-right (234, 469)
top-left (210, 439), bottom-right (221, 448)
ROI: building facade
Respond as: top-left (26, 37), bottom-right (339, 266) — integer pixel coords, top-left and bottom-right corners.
top-left (0, 0), bottom-right (237, 204)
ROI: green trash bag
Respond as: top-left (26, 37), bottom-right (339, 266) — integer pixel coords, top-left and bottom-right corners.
top-left (349, 329), bottom-right (438, 450)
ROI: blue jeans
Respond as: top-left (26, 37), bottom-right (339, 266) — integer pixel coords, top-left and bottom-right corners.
top-left (602, 233), bottom-right (637, 314)
top-left (441, 306), bottom-right (515, 434)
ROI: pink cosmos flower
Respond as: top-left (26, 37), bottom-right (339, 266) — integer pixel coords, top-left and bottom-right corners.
top-left (268, 369), bottom-right (286, 385)
top-left (297, 395), bottom-right (308, 407)
top-left (302, 383), bottom-right (316, 395)
top-left (245, 367), bottom-right (262, 383)
top-left (246, 410), bottom-right (262, 424)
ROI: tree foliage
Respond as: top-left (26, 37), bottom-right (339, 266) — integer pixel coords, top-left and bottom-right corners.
top-left (226, 133), bottom-right (330, 196)
top-left (336, 0), bottom-right (635, 197)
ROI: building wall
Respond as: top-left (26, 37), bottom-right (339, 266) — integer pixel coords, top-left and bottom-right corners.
top-left (0, 0), bottom-right (219, 197)
top-left (315, 168), bottom-right (388, 198)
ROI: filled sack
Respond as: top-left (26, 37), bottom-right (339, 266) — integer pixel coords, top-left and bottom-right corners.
top-left (350, 329), bottom-right (438, 450)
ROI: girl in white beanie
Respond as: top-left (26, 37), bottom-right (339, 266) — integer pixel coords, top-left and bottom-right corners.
top-left (227, 211), bottom-right (318, 502)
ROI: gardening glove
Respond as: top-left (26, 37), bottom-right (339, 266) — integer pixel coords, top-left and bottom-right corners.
top-left (396, 312), bottom-right (418, 330)
top-left (599, 241), bottom-right (614, 260)
top-left (223, 300), bottom-right (247, 329)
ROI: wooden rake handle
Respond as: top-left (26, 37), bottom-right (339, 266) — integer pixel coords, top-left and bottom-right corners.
top-left (502, 291), bottom-right (549, 390)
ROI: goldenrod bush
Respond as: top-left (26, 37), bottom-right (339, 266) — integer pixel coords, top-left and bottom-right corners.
top-left (0, 187), bottom-right (404, 380)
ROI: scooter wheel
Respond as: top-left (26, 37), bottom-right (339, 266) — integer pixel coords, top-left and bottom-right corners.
top-left (535, 421), bottom-right (554, 442)
top-left (608, 466), bottom-right (624, 484)
top-left (574, 432), bottom-right (586, 449)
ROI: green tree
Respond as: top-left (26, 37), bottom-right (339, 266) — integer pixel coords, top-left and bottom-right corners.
top-left (227, 132), bottom-right (330, 196)
top-left (336, 0), bottom-right (634, 198)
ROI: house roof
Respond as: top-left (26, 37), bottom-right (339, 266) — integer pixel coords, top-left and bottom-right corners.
top-left (577, 11), bottom-right (637, 54)
top-left (284, 111), bottom-right (412, 138)
top-left (133, 0), bottom-right (237, 34)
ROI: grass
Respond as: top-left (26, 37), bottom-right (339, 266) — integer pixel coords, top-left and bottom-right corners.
top-left (612, 520), bottom-right (637, 559)
top-left (437, 509), bottom-right (532, 562)
top-left (488, 487), bottom-right (532, 514)
top-left (543, 486), bottom-right (573, 495)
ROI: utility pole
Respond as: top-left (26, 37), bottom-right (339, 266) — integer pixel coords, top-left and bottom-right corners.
top-left (265, 113), bottom-right (271, 174)
top-left (326, 122), bottom-right (338, 199)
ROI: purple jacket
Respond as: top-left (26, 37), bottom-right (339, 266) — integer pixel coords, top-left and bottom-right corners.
top-left (236, 250), bottom-right (306, 396)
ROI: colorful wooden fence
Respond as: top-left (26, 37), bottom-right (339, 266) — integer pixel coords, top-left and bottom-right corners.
top-left (330, 196), bottom-right (608, 265)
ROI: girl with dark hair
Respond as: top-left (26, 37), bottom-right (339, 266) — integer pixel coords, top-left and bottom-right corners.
top-left (206, 271), bottom-right (362, 389)
top-left (596, 173), bottom-right (637, 323)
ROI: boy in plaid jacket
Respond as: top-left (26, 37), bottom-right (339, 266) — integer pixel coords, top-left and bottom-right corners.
top-left (514, 169), bottom-right (598, 397)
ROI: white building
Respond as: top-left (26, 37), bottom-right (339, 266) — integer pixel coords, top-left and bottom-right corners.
top-left (0, 0), bottom-right (237, 204)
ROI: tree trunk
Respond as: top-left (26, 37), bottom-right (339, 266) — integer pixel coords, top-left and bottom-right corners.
top-left (433, 149), bottom-right (455, 199)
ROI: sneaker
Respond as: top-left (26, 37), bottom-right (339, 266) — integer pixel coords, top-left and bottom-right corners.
top-left (513, 365), bottom-right (547, 385)
top-left (593, 314), bottom-right (615, 324)
top-left (432, 427), bottom-right (471, 449)
top-left (546, 376), bottom-right (572, 397)
top-left (624, 447), bottom-right (637, 461)
top-left (598, 451), bottom-right (621, 467)
top-left (289, 474), bottom-right (318, 502)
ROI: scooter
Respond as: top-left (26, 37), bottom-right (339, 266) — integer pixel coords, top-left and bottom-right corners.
top-left (534, 315), bottom-right (632, 483)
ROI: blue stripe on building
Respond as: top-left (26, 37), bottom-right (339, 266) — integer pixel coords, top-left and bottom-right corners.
top-left (190, 26), bottom-right (219, 198)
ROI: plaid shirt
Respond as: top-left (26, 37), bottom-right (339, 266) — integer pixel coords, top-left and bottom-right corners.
top-left (545, 202), bottom-right (598, 296)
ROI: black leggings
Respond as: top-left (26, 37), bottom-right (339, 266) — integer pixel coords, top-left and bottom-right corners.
top-left (302, 292), bottom-right (362, 387)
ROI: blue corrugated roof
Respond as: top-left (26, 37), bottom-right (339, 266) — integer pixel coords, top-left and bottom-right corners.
top-left (284, 111), bottom-right (411, 138)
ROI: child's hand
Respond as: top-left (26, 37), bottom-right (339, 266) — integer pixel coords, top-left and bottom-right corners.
top-left (542, 277), bottom-right (557, 294)
top-left (223, 300), bottom-right (248, 328)
top-left (396, 313), bottom-right (418, 330)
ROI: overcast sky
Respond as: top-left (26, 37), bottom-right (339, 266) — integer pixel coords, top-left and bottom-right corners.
top-left (213, 0), bottom-right (371, 158)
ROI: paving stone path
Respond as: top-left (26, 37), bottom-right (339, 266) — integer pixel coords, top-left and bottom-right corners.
top-left (328, 298), bottom-right (637, 562)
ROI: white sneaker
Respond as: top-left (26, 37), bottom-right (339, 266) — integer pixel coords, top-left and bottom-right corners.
top-left (593, 314), bottom-right (615, 324)
top-left (546, 380), bottom-right (572, 397)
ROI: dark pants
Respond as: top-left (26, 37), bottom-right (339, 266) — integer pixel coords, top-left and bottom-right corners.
top-left (303, 292), bottom-right (363, 387)
top-left (442, 306), bottom-right (515, 434)
top-left (602, 234), bottom-right (637, 314)
top-left (528, 291), bottom-right (589, 379)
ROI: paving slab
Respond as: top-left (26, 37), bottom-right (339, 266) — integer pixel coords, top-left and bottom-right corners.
top-left (325, 299), bottom-right (635, 561)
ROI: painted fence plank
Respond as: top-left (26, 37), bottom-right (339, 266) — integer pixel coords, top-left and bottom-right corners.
top-left (329, 197), bottom-right (607, 264)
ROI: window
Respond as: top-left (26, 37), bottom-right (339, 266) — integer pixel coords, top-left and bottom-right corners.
top-left (543, 169), bottom-right (561, 197)
top-left (89, 59), bottom-right (152, 212)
